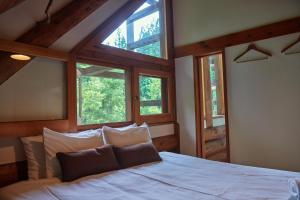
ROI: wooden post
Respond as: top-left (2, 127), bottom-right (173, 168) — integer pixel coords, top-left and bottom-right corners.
top-left (202, 56), bottom-right (213, 128)
top-left (215, 54), bottom-right (225, 115)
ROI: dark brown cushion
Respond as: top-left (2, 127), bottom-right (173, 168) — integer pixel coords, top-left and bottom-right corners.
top-left (113, 142), bottom-right (162, 168)
top-left (56, 144), bottom-right (120, 182)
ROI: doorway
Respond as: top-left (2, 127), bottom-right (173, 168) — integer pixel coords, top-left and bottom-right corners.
top-left (194, 52), bottom-right (230, 162)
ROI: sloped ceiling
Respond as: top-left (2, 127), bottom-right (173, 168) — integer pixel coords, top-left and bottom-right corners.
top-left (0, 0), bottom-right (129, 51)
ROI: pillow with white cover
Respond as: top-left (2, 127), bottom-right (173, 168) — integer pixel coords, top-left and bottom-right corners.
top-left (102, 123), bottom-right (152, 147)
top-left (21, 123), bottom-right (137, 179)
top-left (21, 135), bottom-right (46, 180)
top-left (43, 128), bottom-right (103, 178)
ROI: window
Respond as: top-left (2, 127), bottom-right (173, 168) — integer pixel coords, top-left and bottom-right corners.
top-left (76, 63), bottom-right (131, 125)
top-left (139, 75), bottom-right (168, 115)
top-left (134, 68), bottom-right (174, 123)
top-left (102, 0), bottom-right (167, 59)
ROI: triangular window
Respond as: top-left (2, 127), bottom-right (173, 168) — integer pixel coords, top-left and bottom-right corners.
top-left (102, 0), bottom-right (167, 59)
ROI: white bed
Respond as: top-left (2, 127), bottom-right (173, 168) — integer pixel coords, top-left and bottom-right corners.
top-left (1, 152), bottom-right (299, 200)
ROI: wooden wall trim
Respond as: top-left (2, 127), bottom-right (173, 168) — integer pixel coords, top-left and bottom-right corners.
top-left (174, 17), bottom-right (300, 58)
top-left (75, 49), bottom-right (172, 72)
top-left (193, 56), bottom-right (203, 157)
top-left (221, 51), bottom-right (231, 163)
top-left (0, 120), bottom-right (70, 137)
top-left (0, 39), bottom-right (69, 61)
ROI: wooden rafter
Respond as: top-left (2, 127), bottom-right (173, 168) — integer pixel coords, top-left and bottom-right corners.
top-left (17, 0), bottom-right (108, 46)
top-left (0, 0), bottom-right (25, 15)
top-left (0, 0), bottom-right (108, 85)
top-left (72, 0), bottom-right (147, 53)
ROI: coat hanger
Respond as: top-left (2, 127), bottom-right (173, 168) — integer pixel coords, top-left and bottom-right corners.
top-left (281, 35), bottom-right (300, 55)
top-left (234, 43), bottom-right (272, 63)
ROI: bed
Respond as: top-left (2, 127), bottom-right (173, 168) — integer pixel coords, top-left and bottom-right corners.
top-left (1, 152), bottom-right (299, 200)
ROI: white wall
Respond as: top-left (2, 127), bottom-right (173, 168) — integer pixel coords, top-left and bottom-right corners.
top-left (175, 56), bottom-right (196, 156)
top-left (173, 0), bottom-right (300, 47)
top-left (226, 33), bottom-right (300, 172)
top-left (0, 57), bottom-right (67, 122)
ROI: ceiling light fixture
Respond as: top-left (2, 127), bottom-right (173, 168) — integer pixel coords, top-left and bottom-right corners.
top-left (10, 54), bottom-right (31, 61)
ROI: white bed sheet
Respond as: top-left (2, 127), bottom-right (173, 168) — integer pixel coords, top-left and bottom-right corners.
top-left (0, 152), bottom-right (299, 200)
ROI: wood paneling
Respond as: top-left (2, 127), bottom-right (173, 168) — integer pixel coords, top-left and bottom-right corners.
top-left (0, 0), bottom-right (108, 85)
top-left (0, 0), bottom-right (25, 14)
top-left (153, 135), bottom-right (178, 152)
top-left (174, 17), bottom-right (300, 58)
top-left (0, 161), bottom-right (27, 188)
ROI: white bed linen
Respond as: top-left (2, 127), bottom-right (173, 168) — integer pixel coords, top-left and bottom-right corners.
top-left (1, 152), bottom-right (299, 200)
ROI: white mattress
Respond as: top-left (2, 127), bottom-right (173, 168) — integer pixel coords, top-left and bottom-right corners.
top-left (1, 152), bottom-right (299, 200)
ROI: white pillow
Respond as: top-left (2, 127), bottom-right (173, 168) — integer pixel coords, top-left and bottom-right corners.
top-left (43, 128), bottom-right (103, 178)
top-left (102, 123), bottom-right (151, 147)
top-left (21, 135), bottom-right (46, 180)
top-left (109, 123), bottom-right (137, 131)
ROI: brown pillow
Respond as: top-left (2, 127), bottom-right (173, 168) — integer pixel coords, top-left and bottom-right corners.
top-left (56, 145), bottom-right (120, 182)
top-left (113, 142), bottom-right (162, 169)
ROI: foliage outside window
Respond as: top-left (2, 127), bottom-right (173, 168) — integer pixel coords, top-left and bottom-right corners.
top-left (76, 63), bottom-right (131, 125)
top-left (102, 0), bottom-right (166, 59)
top-left (139, 75), bottom-right (169, 115)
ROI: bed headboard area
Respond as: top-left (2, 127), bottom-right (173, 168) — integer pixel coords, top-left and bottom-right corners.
top-left (0, 121), bottom-right (179, 187)
top-left (0, 39), bottom-right (179, 188)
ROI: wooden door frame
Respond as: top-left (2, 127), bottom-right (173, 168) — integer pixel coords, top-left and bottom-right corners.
top-left (193, 50), bottom-right (230, 162)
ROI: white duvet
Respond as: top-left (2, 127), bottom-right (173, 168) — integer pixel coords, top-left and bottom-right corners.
top-left (1, 152), bottom-right (299, 200)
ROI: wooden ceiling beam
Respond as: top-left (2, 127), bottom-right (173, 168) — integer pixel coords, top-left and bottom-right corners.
top-left (0, 0), bottom-right (25, 15)
top-left (0, 0), bottom-right (108, 85)
top-left (16, 0), bottom-right (109, 47)
top-left (174, 17), bottom-right (300, 58)
top-left (72, 0), bottom-right (147, 53)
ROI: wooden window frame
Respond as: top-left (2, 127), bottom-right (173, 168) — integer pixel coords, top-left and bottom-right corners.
top-left (70, 0), bottom-right (175, 128)
top-left (73, 58), bottom-right (134, 130)
top-left (78, 0), bottom-right (173, 69)
top-left (103, 0), bottom-right (167, 59)
top-left (133, 68), bottom-right (175, 124)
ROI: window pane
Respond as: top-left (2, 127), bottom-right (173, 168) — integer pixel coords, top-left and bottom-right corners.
top-left (134, 41), bottom-right (161, 58)
top-left (102, 0), bottom-right (166, 59)
top-left (139, 75), bottom-right (168, 115)
top-left (76, 63), bottom-right (131, 125)
top-left (133, 11), bottom-right (160, 42)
